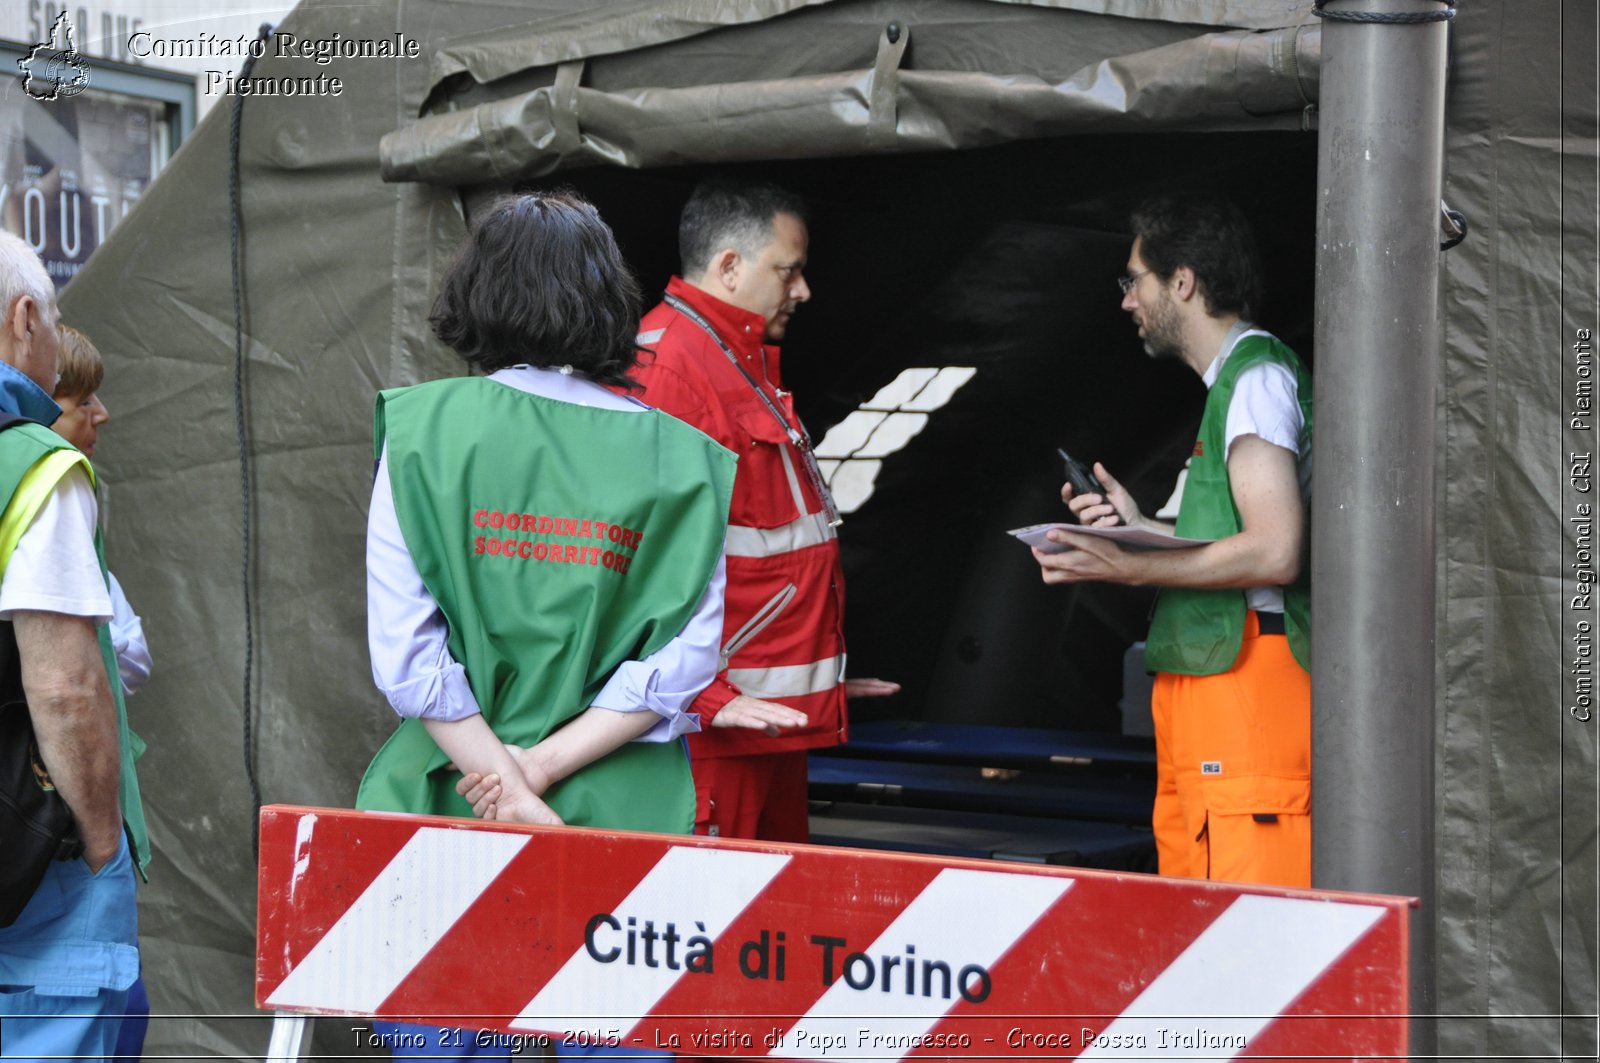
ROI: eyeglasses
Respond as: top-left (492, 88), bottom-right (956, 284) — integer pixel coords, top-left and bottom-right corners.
top-left (1117, 268), bottom-right (1153, 296)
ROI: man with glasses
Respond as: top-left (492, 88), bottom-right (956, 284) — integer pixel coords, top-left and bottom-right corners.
top-left (630, 178), bottom-right (898, 842)
top-left (1034, 196), bottom-right (1312, 888)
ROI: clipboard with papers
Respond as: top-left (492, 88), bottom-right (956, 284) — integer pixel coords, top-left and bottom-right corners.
top-left (1008, 522), bottom-right (1215, 554)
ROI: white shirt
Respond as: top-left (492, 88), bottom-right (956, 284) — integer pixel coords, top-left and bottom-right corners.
top-left (1202, 329), bottom-right (1311, 477)
top-left (1200, 326), bottom-right (1311, 614)
top-left (107, 571), bottom-right (152, 696)
top-left (0, 466), bottom-right (113, 623)
top-left (366, 365), bottom-right (725, 742)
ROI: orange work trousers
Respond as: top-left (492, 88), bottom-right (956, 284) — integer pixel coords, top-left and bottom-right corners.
top-left (1150, 611), bottom-right (1311, 888)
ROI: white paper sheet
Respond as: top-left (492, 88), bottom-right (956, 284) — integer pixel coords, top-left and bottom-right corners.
top-left (1008, 521), bottom-right (1215, 553)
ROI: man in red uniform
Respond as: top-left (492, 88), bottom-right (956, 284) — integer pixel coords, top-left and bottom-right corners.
top-left (631, 179), bottom-right (898, 841)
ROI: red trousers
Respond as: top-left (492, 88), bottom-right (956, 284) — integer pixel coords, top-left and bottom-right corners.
top-left (692, 749), bottom-right (811, 842)
top-left (1151, 612), bottom-right (1312, 887)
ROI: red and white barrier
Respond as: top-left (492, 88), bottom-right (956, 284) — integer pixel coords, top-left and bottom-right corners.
top-left (256, 805), bottom-right (1410, 1060)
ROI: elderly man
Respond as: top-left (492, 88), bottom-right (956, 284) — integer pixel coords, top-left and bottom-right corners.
top-left (630, 178), bottom-right (898, 842)
top-left (1035, 196), bottom-right (1312, 888)
top-left (0, 230), bottom-right (148, 1057)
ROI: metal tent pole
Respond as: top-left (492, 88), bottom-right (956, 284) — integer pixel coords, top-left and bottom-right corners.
top-left (1311, 0), bottom-right (1450, 1054)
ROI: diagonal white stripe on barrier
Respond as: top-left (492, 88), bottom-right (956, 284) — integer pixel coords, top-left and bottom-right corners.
top-left (287, 812), bottom-right (318, 904)
top-left (770, 868), bottom-right (1073, 1060)
top-left (265, 827), bottom-right (530, 1014)
top-left (1075, 894), bottom-right (1387, 1060)
top-left (512, 846), bottom-right (792, 1038)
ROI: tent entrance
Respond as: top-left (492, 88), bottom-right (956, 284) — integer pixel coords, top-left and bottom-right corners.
top-left (535, 129), bottom-right (1317, 735)
top-left (502, 129), bottom-right (1319, 865)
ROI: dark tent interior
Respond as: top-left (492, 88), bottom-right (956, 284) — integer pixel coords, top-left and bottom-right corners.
top-left (528, 130), bottom-right (1318, 737)
top-left (456, 130), bottom-right (1323, 866)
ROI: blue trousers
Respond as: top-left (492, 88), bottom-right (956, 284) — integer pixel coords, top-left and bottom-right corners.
top-left (0, 835), bottom-right (140, 1060)
top-left (112, 975), bottom-right (150, 1061)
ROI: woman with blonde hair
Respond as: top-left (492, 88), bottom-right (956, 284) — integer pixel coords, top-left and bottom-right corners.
top-left (51, 325), bottom-right (151, 1063)
top-left (53, 326), bottom-right (110, 459)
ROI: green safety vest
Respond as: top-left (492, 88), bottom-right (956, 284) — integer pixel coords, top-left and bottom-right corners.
top-left (0, 422), bottom-right (149, 874)
top-left (1145, 333), bottom-right (1313, 675)
top-left (357, 378), bottom-right (735, 833)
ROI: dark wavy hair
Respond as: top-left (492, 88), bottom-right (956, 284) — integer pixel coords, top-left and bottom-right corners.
top-left (1130, 196), bottom-right (1264, 321)
top-left (679, 178), bottom-right (809, 277)
top-left (430, 192), bottom-right (643, 387)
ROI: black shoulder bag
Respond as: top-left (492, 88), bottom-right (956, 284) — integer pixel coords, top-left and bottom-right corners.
top-left (0, 412), bottom-right (84, 927)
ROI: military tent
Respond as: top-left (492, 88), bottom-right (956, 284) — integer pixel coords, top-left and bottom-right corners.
top-left (47, 0), bottom-right (1594, 1057)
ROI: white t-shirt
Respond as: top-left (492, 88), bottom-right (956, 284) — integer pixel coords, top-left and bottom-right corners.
top-left (0, 465), bottom-right (113, 622)
top-left (107, 571), bottom-right (152, 695)
top-left (1199, 328), bottom-right (1311, 614)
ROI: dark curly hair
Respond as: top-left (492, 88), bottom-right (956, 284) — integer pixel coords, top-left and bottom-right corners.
top-left (1130, 196), bottom-right (1264, 321)
top-left (430, 192), bottom-right (643, 387)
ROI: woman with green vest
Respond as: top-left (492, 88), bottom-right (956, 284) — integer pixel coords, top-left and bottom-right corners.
top-left (359, 193), bottom-right (796, 1059)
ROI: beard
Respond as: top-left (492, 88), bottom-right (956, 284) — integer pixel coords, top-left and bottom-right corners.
top-left (1143, 336), bottom-right (1181, 361)
top-left (1137, 290), bottom-right (1184, 361)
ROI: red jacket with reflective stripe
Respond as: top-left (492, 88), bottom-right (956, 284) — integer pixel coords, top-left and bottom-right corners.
top-left (630, 277), bottom-right (848, 757)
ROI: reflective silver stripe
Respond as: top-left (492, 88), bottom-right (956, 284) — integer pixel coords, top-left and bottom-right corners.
top-left (777, 445), bottom-right (809, 515)
top-left (727, 655), bottom-right (846, 699)
top-left (725, 511), bottom-right (836, 558)
top-left (721, 583), bottom-right (797, 665)
top-left (636, 328), bottom-right (666, 345)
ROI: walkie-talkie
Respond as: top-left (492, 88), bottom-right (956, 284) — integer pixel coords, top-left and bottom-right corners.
top-left (1057, 446), bottom-right (1106, 499)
